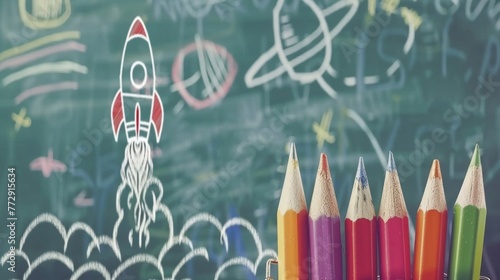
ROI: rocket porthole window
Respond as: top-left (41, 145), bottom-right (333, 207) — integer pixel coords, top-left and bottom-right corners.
top-left (130, 61), bottom-right (148, 90)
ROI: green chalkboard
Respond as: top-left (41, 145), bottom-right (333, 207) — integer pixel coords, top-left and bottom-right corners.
top-left (1, 0), bottom-right (500, 279)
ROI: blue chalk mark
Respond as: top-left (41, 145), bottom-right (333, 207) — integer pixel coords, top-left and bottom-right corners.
top-left (372, 28), bottom-right (407, 92)
top-left (356, 32), bottom-right (367, 95)
top-left (479, 36), bottom-right (500, 80)
top-left (442, 17), bottom-right (466, 78)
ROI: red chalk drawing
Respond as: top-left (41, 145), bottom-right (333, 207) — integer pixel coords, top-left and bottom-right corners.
top-left (171, 36), bottom-right (237, 110)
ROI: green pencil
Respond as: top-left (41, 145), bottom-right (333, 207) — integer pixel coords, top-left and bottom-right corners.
top-left (448, 144), bottom-right (487, 280)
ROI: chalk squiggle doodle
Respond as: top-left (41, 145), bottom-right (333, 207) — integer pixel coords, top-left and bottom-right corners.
top-left (343, 2), bottom-right (421, 87)
top-left (465, 0), bottom-right (500, 30)
top-left (152, 0), bottom-right (242, 22)
top-left (1, 16), bottom-right (276, 280)
top-left (245, 0), bottom-right (359, 98)
top-left (171, 35), bottom-right (238, 110)
top-left (19, 0), bottom-right (72, 29)
top-left (215, 218), bottom-right (278, 280)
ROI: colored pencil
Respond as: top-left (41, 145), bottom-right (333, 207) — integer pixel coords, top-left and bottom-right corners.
top-left (448, 144), bottom-right (487, 280)
top-left (309, 153), bottom-right (342, 280)
top-left (378, 151), bottom-right (411, 280)
top-left (345, 157), bottom-right (377, 280)
top-left (277, 143), bottom-right (309, 279)
top-left (413, 159), bottom-right (447, 280)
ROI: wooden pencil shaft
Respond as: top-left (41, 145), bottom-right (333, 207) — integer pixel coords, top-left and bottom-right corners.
top-left (345, 217), bottom-right (377, 280)
top-left (413, 209), bottom-right (447, 280)
top-left (448, 205), bottom-right (486, 280)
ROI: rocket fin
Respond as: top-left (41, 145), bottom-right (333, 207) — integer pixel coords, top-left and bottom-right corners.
top-left (151, 91), bottom-right (164, 143)
top-left (111, 90), bottom-right (124, 141)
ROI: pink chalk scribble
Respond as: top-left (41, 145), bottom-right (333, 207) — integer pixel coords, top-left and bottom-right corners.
top-left (0, 41), bottom-right (86, 71)
top-left (30, 148), bottom-right (67, 178)
top-left (73, 190), bottom-right (94, 207)
top-left (171, 37), bottom-right (237, 110)
top-left (151, 146), bottom-right (163, 158)
top-left (16, 81), bottom-right (78, 105)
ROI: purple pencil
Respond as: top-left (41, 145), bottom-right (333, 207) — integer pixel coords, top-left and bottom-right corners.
top-left (309, 153), bottom-right (342, 280)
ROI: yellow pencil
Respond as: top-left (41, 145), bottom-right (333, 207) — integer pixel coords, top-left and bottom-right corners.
top-left (277, 143), bottom-right (309, 279)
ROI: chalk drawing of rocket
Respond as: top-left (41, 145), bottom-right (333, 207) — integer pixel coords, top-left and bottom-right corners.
top-left (111, 17), bottom-right (164, 143)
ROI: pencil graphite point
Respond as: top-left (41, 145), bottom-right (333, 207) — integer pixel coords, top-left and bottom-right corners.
top-left (320, 153), bottom-right (328, 174)
top-left (346, 156), bottom-right (375, 221)
top-left (278, 142), bottom-right (307, 213)
top-left (432, 159), bottom-right (442, 179)
top-left (419, 159), bottom-right (446, 212)
top-left (456, 144), bottom-right (486, 208)
top-left (310, 153), bottom-right (339, 219)
top-left (356, 157), bottom-right (368, 188)
top-left (379, 151), bottom-right (408, 219)
top-left (471, 143), bottom-right (481, 167)
top-left (290, 142), bottom-right (297, 160)
top-left (387, 151), bottom-right (396, 172)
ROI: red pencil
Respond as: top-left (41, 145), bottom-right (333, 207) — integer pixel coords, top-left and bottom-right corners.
top-left (378, 152), bottom-right (411, 280)
top-left (345, 157), bottom-right (377, 280)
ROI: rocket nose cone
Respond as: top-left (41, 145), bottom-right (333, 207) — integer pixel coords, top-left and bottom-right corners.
top-left (128, 17), bottom-right (147, 39)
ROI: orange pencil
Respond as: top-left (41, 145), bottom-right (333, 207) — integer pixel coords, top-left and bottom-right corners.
top-left (413, 160), bottom-right (447, 280)
top-left (277, 143), bottom-right (309, 279)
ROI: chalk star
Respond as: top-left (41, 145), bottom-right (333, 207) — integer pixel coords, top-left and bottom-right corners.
top-left (30, 148), bottom-right (67, 178)
top-left (381, 0), bottom-right (400, 14)
top-left (12, 107), bottom-right (31, 131)
top-left (312, 109), bottom-right (335, 149)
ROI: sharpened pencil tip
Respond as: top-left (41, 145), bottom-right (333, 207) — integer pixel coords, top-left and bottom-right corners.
top-left (356, 157), bottom-right (368, 187)
top-left (289, 142), bottom-right (297, 161)
top-left (279, 142), bottom-right (307, 213)
top-left (319, 153), bottom-right (329, 173)
top-left (471, 143), bottom-right (481, 167)
top-left (310, 153), bottom-right (338, 218)
top-left (431, 159), bottom-right (442, 179)
top-left (387, 151), bottom-right (396, 171)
